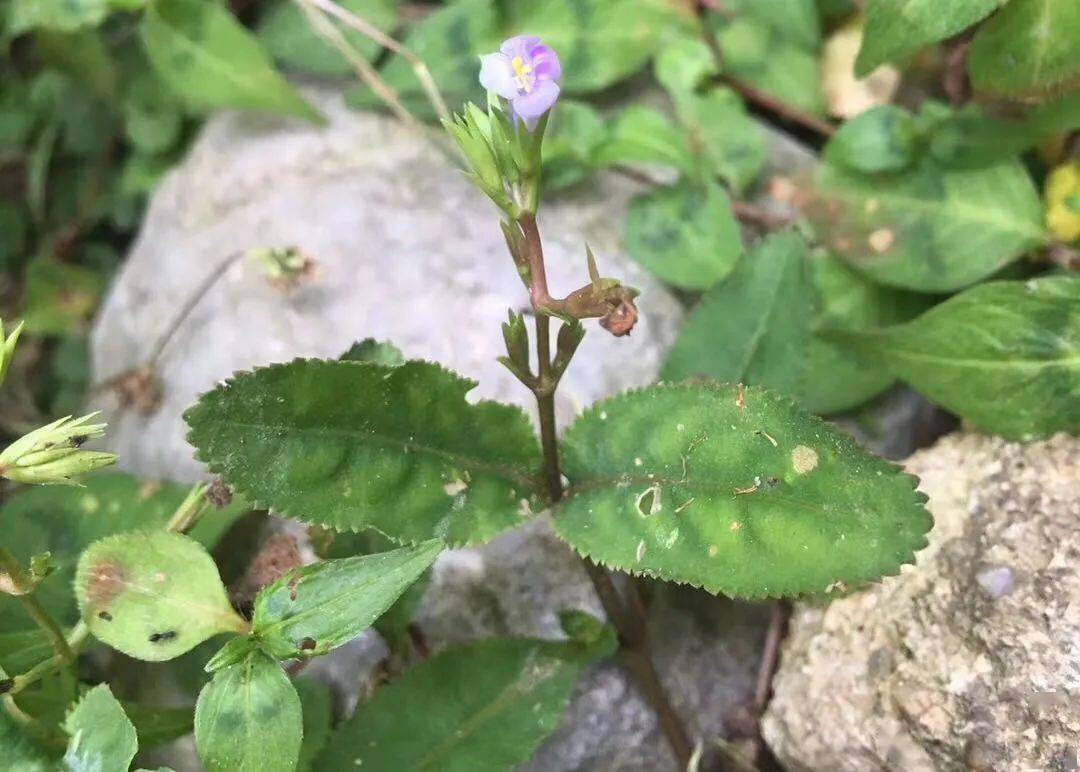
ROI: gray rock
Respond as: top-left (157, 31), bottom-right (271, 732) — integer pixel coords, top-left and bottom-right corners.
top-left (90, 85), bottom-right (683, 481)
top-left (762, 432), bottom-right (1080, 771)
top-left (90, 87), bottom-right (767, 771)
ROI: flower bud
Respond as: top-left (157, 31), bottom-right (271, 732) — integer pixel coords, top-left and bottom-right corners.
top-left (0, 413), bottom-right (117, 486)
top-left (0, 319), bottom-right (23, 388)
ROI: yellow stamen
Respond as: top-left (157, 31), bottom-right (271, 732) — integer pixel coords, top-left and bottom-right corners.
top-left (511, 56), bottom-right (534, 92)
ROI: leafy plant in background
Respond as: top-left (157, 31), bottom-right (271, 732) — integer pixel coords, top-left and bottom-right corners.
top-left (0, 0), bottom-right (1077, 771)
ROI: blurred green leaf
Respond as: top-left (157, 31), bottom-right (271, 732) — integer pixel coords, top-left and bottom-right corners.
top-left (295, 677), bottom-right (332, 772)
top-left (122, 703), bottom-right (194, 751)
top-left (928, 94), bottom-right (1080, 168)
top-left (62, 684), bottom-right (139, 772)
top-left (541, 100), bottom-right (608, 190)
top-left (592, 105), bottom-right (693, 172)
top-left (35, 30), bottom-right (118, 99)
top-left (0, 202), bottom-right (28, 268)
top-left (835, 276), bottom-right (1080, 439)
top-left (654, 37), bottom-right (716, 94)
top-left (802, 253), bottom-right (931, 414)
top-left (123, 72), bottom-right (185, 155)
top-left (676, 87), bottom-right (765, 193)
top-left (194, 650), bottom-right (302, 772)
top-left (715, 0), bottom-right (825, 116)
top-left (250, 540), bottom-right (441, 661)
top-left (0, 708), bottom-right (52, 771)
top-left (623, 178), bottom-right (742, 290)
top-left (22, 259), bottom-right (105, 335)
top-left (317, 637), bottom-right (609, 771)
top-left (6, 0), bottom-right (132, 36)
top-left (808, 151), bottom-right (1046, 291)
top-left (75, 531), bottom-right (246, 661)
top-left (662, 231), bottom-right (810, 395)
top-left (140, 0), bottom-right (320, 121)
top-left (259, 0), bottom-right (398, 76)
top-left (825, 105), bottom-right (917, 173)
top-left (856, 0), bottom-right (1004, 75)
top-left (0, 629), bottom-right (52, 675)
top-left (969, 0), bottom-right (1080, 99)
top-left (554, 382), bottom-right (932, 597)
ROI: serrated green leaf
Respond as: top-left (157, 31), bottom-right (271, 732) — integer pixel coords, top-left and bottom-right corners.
top-left (0, 474), bottom-right (246, 633)
top-left (75, 531), bottom-right (246, 661)
top-left (837, 277), bottom-right (1080, 439)
top-left (969, 0), bottom-right (1080, 99)
top-left (554, 382), bottom-right (932, 598)
top-left (662, 231), bottom-right (811, 396)
top-left (825, 105), bottom-right (917, 174)
top-left (623, 179), bottom-right (742, 290)
top-left (62, 684), bottom-right (139, 772)
top-left (258, 0), bottom-right (398, 76)
top-left (185, 359), bottom-right (542, 546)
top-left (195, 650), bottom-right (302, 772)
top-left (314, 529), bottom-right (431, 656)
top-left (295, 677), bottom-right (332, 772)
top-left (676, 87), bottom-right (765, 193)
top-left (801, 254), bottom-right (931, 415)
top-left (591, 105), bottom-right (693, 173)
top-left (140, 0), bottom-right (319, 121)
top-left (855, 0), bottom-right (1005, 75)
top-left (316, 637), bottom-right (605, 771)
top-left (251, 540), bottom-right (441, 660)
top-left (809, 153), bottom-right (1047, 291)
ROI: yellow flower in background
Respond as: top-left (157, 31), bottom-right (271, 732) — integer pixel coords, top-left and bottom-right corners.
top-left (1045, 161), bottom-right (1080, 244)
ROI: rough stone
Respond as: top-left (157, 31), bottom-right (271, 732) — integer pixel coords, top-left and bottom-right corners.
top-left (762, 432), bottom-right (1080, 771)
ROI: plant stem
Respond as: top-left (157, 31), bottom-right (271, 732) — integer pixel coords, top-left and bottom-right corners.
top-left (6, 622), bottom-right (89, 698)
top-left (522, 225), bottom-right (695, 770)
top-left (0, 548), bottom-right (73, 663)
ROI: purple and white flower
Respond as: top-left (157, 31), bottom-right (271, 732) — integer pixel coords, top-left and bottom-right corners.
top-left (479, 36), bottom-right (561, 130)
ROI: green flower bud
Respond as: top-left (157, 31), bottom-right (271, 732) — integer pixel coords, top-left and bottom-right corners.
top-left (0, 412), bottom-right (117, 486)
top-left (0, 319), bottom-right (24, 388)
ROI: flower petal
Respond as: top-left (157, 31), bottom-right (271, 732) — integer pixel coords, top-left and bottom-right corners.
top-left (478, 53), bottom-right (518, 99)
top-left (501, 35), bottom-right (542, 59)
top-left (512, 79), bottom-right (560, 129)
top-left (529, 45), bottom-right (562, 82)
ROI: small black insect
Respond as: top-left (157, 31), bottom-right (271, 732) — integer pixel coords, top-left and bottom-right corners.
top-left (97, 611), bottom-right (113, 621)
top-left (148, 630), bottom-right (178, 644)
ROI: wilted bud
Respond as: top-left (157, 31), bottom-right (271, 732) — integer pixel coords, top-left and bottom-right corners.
top-left (0, 413), bottom-right (117, 486)
top-left (0, 319), bottom-right (23, 388)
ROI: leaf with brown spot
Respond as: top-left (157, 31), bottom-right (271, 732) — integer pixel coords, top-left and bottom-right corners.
top-left (76, 531), bottom-right (246, 662)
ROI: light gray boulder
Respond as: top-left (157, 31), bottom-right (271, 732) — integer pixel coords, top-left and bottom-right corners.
top-left (762, 432), bottom-right (1080, 771)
